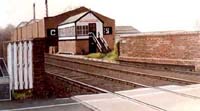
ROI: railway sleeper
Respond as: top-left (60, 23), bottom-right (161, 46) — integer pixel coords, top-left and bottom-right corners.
top-left (45, 58), bottom-right (199, 86)
top-left (46, 63), bottom-right (145, 89)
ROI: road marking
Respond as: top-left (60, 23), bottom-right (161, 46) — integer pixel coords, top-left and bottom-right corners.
top-left (1, 102), bottom-right (80, 111)
top-left (55, 97), bottom-right (71, 100)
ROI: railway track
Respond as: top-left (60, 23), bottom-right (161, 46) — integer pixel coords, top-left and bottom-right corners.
top-left (46, 64), bottom-right (146, 92)
top-left (46, 70), bottom-right (167, 111)
top-left (45, 54), bottom-right (200, 86)
top-left (47, 72), bottom-right (109, 94)
top-left (44, 54), bottom-right (200, 111)
top-left (46, 61), bottom-right (200, 99)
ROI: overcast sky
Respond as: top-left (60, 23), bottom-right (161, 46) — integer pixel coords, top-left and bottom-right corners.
top-left (1, 0), bottom-right (200, 32)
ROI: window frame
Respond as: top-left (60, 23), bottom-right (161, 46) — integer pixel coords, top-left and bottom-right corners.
top-left (76, 25), bottom-right (89, 36)
top-left (58, 26), bottom-right (75, 38)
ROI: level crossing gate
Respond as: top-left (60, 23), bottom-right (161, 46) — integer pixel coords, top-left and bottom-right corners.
top-left (7, 41), bottom-right (33, 91)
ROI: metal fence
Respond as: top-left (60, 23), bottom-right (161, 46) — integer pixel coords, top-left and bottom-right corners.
top-left (0, 42), bottom-right (3, 58)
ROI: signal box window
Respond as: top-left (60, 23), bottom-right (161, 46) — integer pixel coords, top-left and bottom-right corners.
top-left (76, 25), bottom-right (89, 36)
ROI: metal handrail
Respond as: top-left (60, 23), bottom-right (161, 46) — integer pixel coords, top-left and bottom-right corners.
top-left (88, 32), bottom-right (102, 52)
top-left (100, 37), bottom-right (109, 50)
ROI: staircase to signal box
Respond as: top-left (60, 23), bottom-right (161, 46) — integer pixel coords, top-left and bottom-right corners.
top-left (89, 32), bottom-right (111, 53)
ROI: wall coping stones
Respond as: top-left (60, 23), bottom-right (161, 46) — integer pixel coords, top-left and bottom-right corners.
top-left (121, 31), bottom-right (200, 38)
top-left (119, 56), bottom-right (199, 67)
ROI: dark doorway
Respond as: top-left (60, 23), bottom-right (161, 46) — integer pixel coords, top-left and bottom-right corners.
top-left (89, 23), bottom-right (97, 53)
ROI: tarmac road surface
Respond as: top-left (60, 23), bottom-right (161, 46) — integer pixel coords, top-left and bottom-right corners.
top-left (0, 98), bottom-right (93, 111)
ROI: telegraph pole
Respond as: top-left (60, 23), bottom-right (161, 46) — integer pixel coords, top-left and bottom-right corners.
top-left (45, 0), bottom-right (49, 17)
top-left (33, 3), bottom-right (36, 20)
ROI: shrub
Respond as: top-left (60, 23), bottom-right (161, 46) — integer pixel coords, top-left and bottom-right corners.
top-left (12, 90), bottom-right (32, 100)
top-left (86, 53), bottom-right (105, 59)
top-left (103, 42), bottom-right (119, 61)
top-left (103, 49), bottom-right (118, 61)
top-left (86, 42), bottom-right (119, 61)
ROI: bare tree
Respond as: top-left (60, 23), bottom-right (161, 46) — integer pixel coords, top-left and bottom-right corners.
top-left (0, 24), bottom-right (15, 58)
top-left (0, 24), bottom-right (15, 41)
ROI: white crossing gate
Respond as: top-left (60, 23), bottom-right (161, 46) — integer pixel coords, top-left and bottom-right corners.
top-left (7, 41), bottom-right (33, 90)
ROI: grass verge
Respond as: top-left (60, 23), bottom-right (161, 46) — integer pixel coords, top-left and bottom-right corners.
top-left (86, 43), bottom-right (119, 61)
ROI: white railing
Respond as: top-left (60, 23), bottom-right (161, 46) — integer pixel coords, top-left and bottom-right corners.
top-left (88, 32), bottom-right (102, 52)
top-left (7, 41), bottom-right (33, 90)
top-left (100, 37), bottom-right (109, 50)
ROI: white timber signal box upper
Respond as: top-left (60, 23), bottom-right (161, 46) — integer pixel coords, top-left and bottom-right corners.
top-left (58, 11), bottom-right (104, 40)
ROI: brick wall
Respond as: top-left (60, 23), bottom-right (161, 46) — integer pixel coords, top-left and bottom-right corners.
top-left (76, 40), bottom-right (89, 54)
top-left (104, 35), bottom-right (114, 50)
top-left (32, 38), bottom-right (48, 98)
top-left (46, 73), bottom-right (95, 98)
top-left (59, 41), bottom-right (76, 54)
top-left (119, 32), bottom-right (200, 71)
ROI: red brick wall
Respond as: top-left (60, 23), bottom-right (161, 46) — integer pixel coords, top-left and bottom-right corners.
top-left (58, 40), bottom-right (76, 54)
top-left (46, 74), bottom-right (95, 98)
top-left (104, 35), bottom-right (114, 50)
top-left (59, 36), bottom-right (114, 54)
top-left (119, 32), bottom-right (200, 71)
top-left (32, 38), bottom-right (48, 98)
top-left (76, 40), bottom-right (89, 54)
